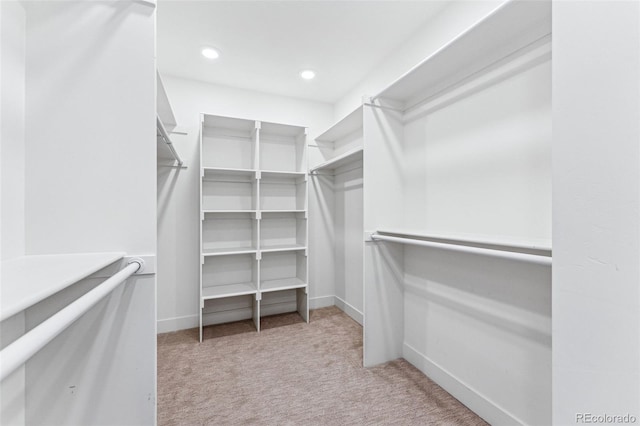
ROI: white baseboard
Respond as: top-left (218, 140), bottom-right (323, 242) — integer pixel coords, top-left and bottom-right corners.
top-left (158, 295), bottom-right (360, 333)
top-left (157, 314), bottom-right (198, 334)
top-left (309, 295), bottom-right (335, 309)
top-left (403, 343), bottom-right (522, 426)
top-left (334, 296), bottom-right (363, 325)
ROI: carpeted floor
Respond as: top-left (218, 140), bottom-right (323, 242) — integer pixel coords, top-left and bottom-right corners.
top-left (157, 307), bottom-right (488, 426)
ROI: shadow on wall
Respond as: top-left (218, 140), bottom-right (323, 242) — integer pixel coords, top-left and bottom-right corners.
top-left (404, 245), bottom-right (551, 346)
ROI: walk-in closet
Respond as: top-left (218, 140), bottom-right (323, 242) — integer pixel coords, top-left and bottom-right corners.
top-left (2, 0), bottom-right (640, 425)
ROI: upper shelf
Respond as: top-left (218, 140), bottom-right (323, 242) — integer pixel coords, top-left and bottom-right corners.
top-left (1, 252), bottom-right (126, 321)
top-left (157, 71), bottom-right (183, 166)
top-left (157, 116), bottom-right (183, 166)
top-left (316, 106), bottom-right (363, 143)
top-left (157, 70), bottom-right (176, 128)
top-left (310, 147), bottom-right (363, 174)
top-left (373, 0), bottom-right (551, 109)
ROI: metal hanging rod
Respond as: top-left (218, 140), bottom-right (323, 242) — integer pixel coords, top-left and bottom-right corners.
top-left (157, 116), bottom-right (184, 166)
top-left (370, 232), bottom-right (551, 266)
top-left (0, 259), bottom-right (144, 382)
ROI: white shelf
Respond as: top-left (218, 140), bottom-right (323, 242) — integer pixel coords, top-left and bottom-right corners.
top-left (157, 71), bottom-right (183, 166)
top-left (310, 147), bottom-right (363, 173)
top-left (260, 170), bottom-right (306, 178)
top-left (1, 252), bottom-right (126, 321)
top-left (316, 106), bottom-right (363, 143)
top-left (203, 210), bottom-right (257, 214)
top-left (202, 282), bottom-right (257, 300)
top-left (203, 168), bottom-right (256, 180)
top-left (203, 166), bottom-right (256, 174)
top-left (260, 244), bottom-right (306, 254)
top-left (202, 247), bottom-right (257, 257)
top-left (261, 209), bottom-right (306, 214)
top-left (373, 0), bottom-right (551, 108)
top-left (202, 114), bottom-right (256, 132)
top-left (260, 277), bottom-right (307, 293)
top-left (157, 70), bottom-right (176, 128)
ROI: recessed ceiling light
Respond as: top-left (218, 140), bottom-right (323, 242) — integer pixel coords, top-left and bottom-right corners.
top-left (300, 70), bottom-right (316, 80)
top-left (201, 47), bottom-right (219, 60)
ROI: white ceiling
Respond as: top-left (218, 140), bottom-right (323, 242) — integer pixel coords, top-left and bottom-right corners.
top-left (157, 1), bottom-right (447, 104)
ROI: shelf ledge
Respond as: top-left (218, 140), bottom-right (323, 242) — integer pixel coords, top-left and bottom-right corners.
top-left (202, 282), bottom-right (257, 300)
top-left (260, 278), bottom-right (307, 293)
top-left (310, 147), bottom-right (364, 174)
top-left (202, 247), bottom-right (258, 257)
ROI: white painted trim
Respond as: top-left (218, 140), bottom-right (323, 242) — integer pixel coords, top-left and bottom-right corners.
top-left (158, 295), bottom-right (357, 333)
top-left (157, 314), bottom-right (198, 334)
top-left (403, 343), bottom-right (523, 426)
top-left (334, 296), bottom-right (363, 325)
top-left (309, 295), bottom-right (335, 309)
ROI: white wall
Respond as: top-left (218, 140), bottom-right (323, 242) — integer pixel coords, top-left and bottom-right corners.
top-left (24, 2), bottom-right (156, 257)
top-left (1, 0), bottom-right (25, 261)
top-left (157, 75), bottom-right (333, 332)
top-left (553, 1), bottom-right (640, 423)
top-left (0, 3), bottom-right (27, 424)
top-left (402, 58), bottom-right (551, 241)
top-left (333, 163), bottom-right (363, 323)
top-left (334, 0), bottom-right (505, 121)
top-left (13, 2), bottom-right (157, 424)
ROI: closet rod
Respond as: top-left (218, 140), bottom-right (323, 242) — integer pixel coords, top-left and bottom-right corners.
top-left (157, 116), bottom-right (183, 166)
top-left (0, 259), bottom-right (143, 382)
top-left (370, 233), bottom-right (551, 266)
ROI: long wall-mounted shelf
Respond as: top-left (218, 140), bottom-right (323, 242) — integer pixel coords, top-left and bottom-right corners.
top-left (316, 106), bottom-right (363, 143)
top-left (372, 0), bottom-right (551, 110)
top-left (157, 70), bottom-right (184, 167)
top-left (310, 147), bottom-right (363, 174)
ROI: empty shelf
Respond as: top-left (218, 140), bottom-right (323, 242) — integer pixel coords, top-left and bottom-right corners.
top-left (203, 166), bottom-right (256, 174)
top-left (260, 277), bottom-right (307, 293)
top-left (202, 282), bottom-right (258, 300)
top-left (157, 116), bottom-right (183, 166)
top-left (202, 247), bottom-right (257, 257)
top-left (260, 244), bottom-right (306, 253)
top-left (260, 210), bottom-right (306, 214)
top-left (373, 0), bottom-right (551, 108)
top-left (203, 168), bottom-right (256, 180)
top-left (1, 252), bottom-right (126, 321)
top-left (316, 106), bottom-right (363, 143)
top-left (310, 147), bottom-right (363, 173)
top-left (260, 170), bottom-right (306, 178)
top-left (203, 210), bottom-right (258, 214)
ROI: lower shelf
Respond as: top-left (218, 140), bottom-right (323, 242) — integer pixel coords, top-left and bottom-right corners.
top-left (202, 247), bottom-right (257, 256)
top-left (260, 277), bottom-right (307, 293)
top-left (260, 244), bottom-right (306, 253)
top-left (202, 282), bottom-right (257, 300)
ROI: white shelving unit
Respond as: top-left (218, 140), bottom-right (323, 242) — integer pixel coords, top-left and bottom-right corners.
top-left (199, 114), bottom-right (309, 341)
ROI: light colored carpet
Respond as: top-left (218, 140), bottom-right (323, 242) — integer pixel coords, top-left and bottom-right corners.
top-left (157, 307), bottom-right (488, 426)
